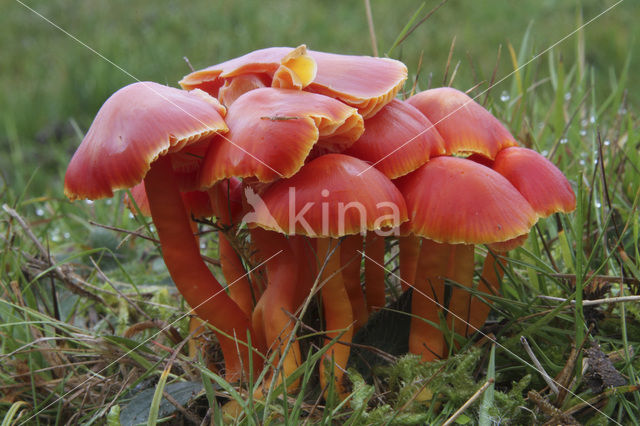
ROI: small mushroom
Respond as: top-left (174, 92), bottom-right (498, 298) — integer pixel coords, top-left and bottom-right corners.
top-left (64, 81), bottom-right (261, 380)
top-left (250, 153), bottom-right (408, 396)
top-left (396, 156), bottom-right (537, 360)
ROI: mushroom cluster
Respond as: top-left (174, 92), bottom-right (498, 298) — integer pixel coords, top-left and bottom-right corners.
top-left (65, 45), bottom-right (575, 398)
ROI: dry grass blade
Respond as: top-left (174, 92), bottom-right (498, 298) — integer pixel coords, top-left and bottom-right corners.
top-left (520, 336), bottom-right (558, 395)
top-left (388, 0), bottom-right (450, 54)
top-left (482, 44), bottom-right (501, 106)
top-left (3, 203), bottom-right (104, 303)
top-left (363, 0), bottom-right (378, 57)
top-left (442, 379), bottom-right (494, 426)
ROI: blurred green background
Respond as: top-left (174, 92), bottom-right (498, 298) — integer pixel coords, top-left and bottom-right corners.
top-left (1, 0), bottom-right (637, 195)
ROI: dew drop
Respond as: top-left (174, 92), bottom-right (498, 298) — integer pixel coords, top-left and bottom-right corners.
top-left (500, 91), bottom-right (510, 102)
top-left (589, 115), bottom-right (596, 123)
top-left (564, 92), bottom-right (572, 101)
top-left (64, 232), bottom-right (71, 239)
top-left (149, 225), bottom-right (155, 232)
top-left (36, 208), bottom-right (44, 217)
top-left (200, 242), bottom-right (206, 249)
top-left (106, 199), bottom-right (113, 205)
top-left (580, 119), bottom-right (588, 128)
top-left (85, 200), bottom-right (94, 205)
top-left (560, 138), bottom-right (568, 145)
top-left (604, 140), bottom-right (611, 146)
top-left (579, 129), bottom-right (587, 136)
top-left (128, 212), bottom-right (134, 219)
top-left (595, 201), bottom-right (602, 208)
top-left (579, 159), bottom-right (586, 166)
top-left (541, 150), bottom-right (549, 156)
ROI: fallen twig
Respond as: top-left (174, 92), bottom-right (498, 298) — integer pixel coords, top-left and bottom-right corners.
top-left (538, 294), bottom-right (640, 306)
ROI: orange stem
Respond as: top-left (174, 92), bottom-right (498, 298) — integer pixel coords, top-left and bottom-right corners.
top-left (364, 233), bottom-right (386, 312)
top-left (398, 234), bottom-right (420, 291)
top-left (144, 156), bottom-right (261, 380)
top-left (409, 240), bottom-right (474, 361)
top-left (340, 234), bottom-right (367, 330)
top-left (251, 229), bottom-right (302, 394)
top-left (219, 235), bottom-right (254, 317)
top-left (442, 244), bottom-right (475, 345)
top-left (317, 238), bottom-right (353, 398)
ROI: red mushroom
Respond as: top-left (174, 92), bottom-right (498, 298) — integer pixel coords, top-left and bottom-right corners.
top-left (396, 156), bottom-right (537, 360)
top-left (64, 81), bottom-right (262, 380)
top-left (248, 153), bottom-right (408, 396)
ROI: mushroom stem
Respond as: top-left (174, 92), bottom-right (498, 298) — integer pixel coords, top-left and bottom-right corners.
top-left (250, 228), bottom-right (303, 394)
top-left (409, 240), bottom-right (474, 361)
top-left (219, 235), bottom-right (254, 317)
top-left (444, 244), bottom-right (476, 344)
top-left (398, 234), bottom-right (420, 291)
top-left (144, 156), bottom-right (261, 380)
top-left (207, 180), bottom-right (259, 315)
top-left (340, 234), bottom-right (368, 331)
top-left (364, 233), bottom-right (386, 312)
top-left (317, 238), bottom-right (353, 397)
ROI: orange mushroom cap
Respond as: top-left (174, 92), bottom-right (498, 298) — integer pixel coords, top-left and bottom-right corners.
top-left (64, 82), bottom-right (227, 201)
top-left (343, 99), bottom-right (446, 179)
top-left (247, 154), bottom-right (408, 238)
top-left (198, 88), bottom-right (364, 186)
top-left (305, 50), bottom-right (407, 119)
top-left (492, 147), bottom-right (576, 217)
top-left (395, 156), bottom-right (537, 244)
top-left (179, 45), bottom-right (317, 101)
top-left (407, 87), bottom-right (517, 159)
top-left (180, 46), bottom-right (407, 119)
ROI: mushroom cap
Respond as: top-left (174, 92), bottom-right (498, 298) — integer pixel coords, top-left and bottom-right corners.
top-left (395, 156), bottom-right (538, 244)
top-left (218, 73), bottom-right (269, 107)
top-left (179, 46), bottom-right (316, 99)
top-left (199, 87), bottom-right (364, 187)
top-left (343, 99), bottom-right (446, 179)
top-left (64, 82), bottom-right (227, 201)
top-left (248, 153), bottom-right (408, 238)
top-left (305, 50), bottom-right (407, 118)
top-left (492, 147), bottom-right (576, 217)
top-left (407, 87), bottom-right (517, 159)
top-left (180, 47), bottom-right (407, 119)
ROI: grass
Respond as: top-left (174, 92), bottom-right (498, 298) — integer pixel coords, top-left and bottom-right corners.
top-left (1, 0), bottom-right (639, 424)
